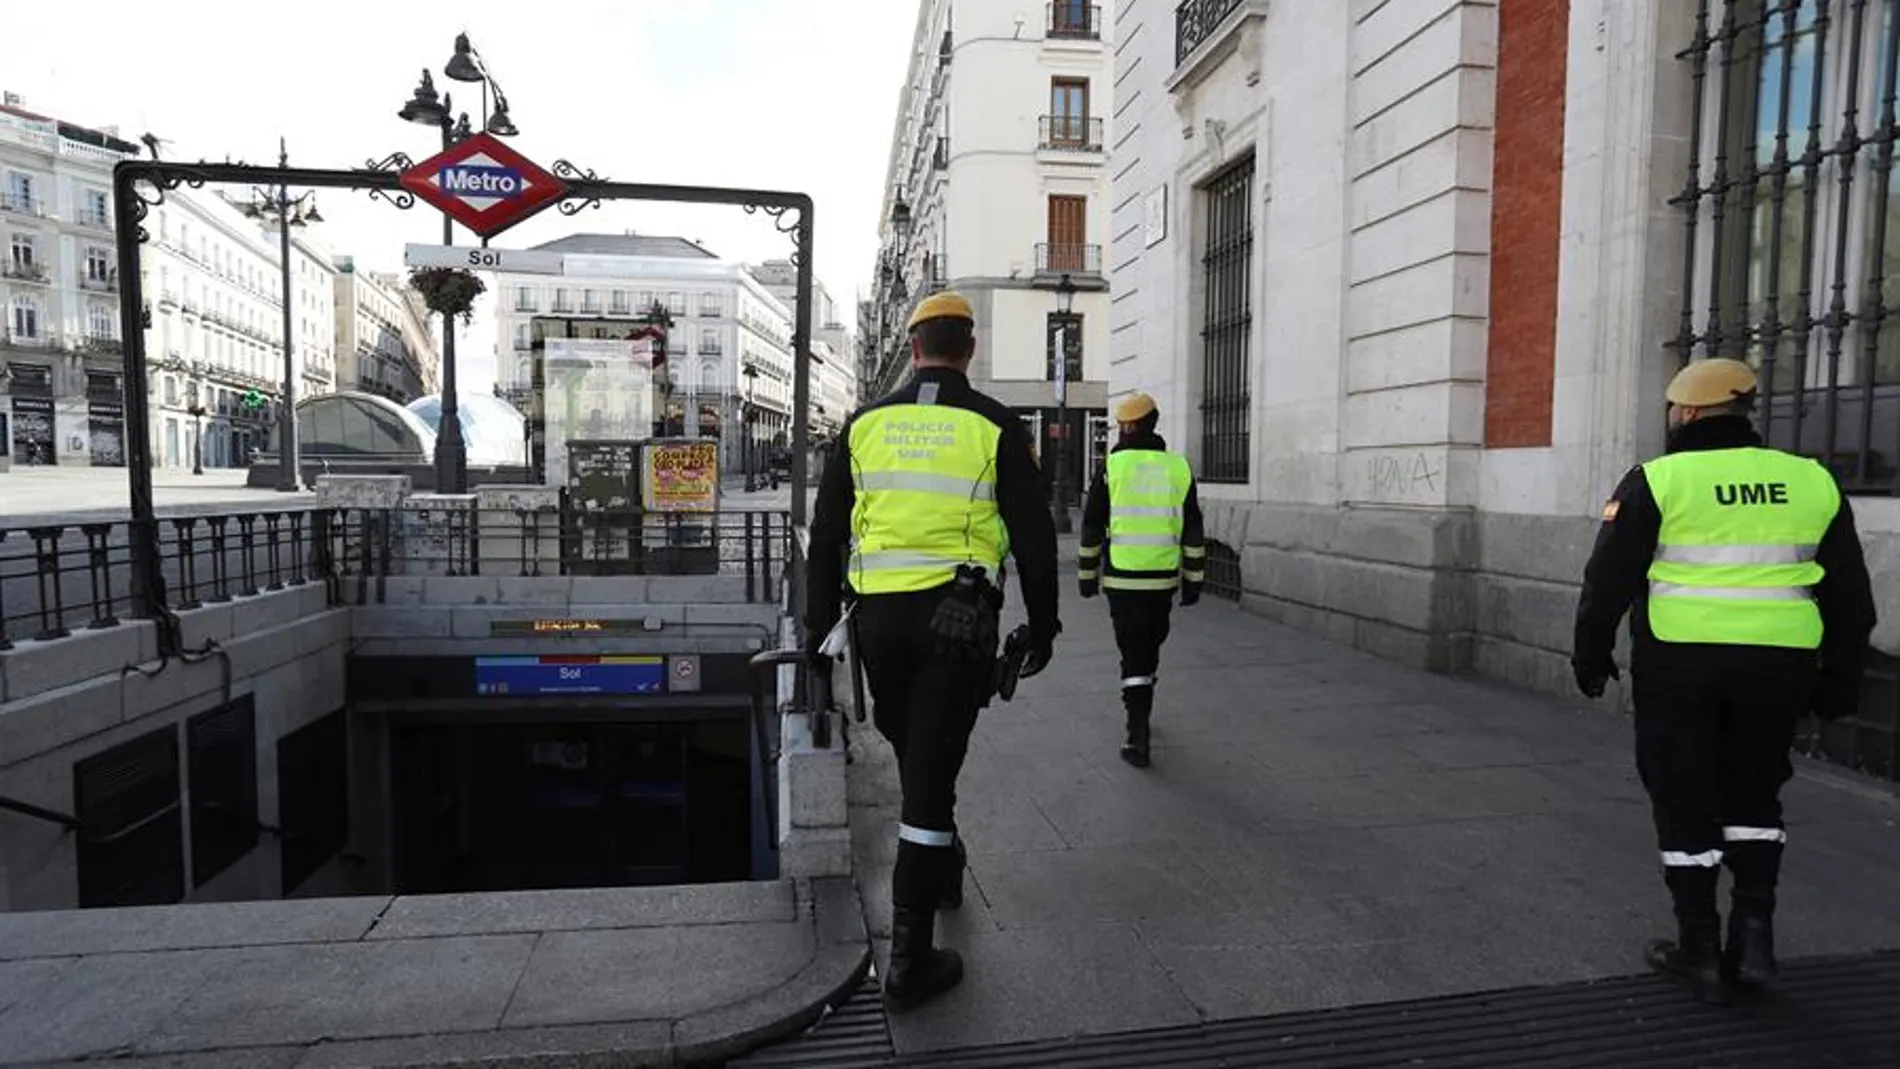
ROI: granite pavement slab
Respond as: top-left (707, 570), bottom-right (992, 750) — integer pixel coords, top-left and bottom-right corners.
top-left (847, 585), bottom-right (1900, 1057)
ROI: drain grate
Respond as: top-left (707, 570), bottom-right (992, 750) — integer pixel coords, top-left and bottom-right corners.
top-left (730, 949), bottom-right (1900, 1068)
top-left (726, 975), bottom-right (893, 1067)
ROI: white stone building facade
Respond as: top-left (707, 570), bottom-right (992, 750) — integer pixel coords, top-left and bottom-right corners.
top-left (492, 234), bottom-right (796, 480)
top-left (1112, 0), bottom-right (1899, 738)
top-left (0, 93), bottom-right (140, 469)
top-left (332, 260), bottom-right (435, 406)
top-left (864, 0), bottom-right (1118, 507)
top-left (142, 187), bottom-right (333, 471)
top-left (748, 258), bottom-right (859, 439)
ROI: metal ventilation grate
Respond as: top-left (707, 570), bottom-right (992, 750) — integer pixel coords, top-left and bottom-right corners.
top-left (730, 949), bottom-right (1900, 1068)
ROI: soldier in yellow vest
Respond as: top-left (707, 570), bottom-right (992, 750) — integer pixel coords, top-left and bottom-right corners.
top-left (806, 291), bottom-right (1061, 1013)
top-left (1572, 357), bottom-right (1876, 1004)
top-left (1077, 392), bottom-right (1207, 768)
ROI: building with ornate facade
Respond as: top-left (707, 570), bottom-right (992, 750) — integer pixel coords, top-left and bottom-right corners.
top-left (862, 0), bottom-right (1116, 511)
top-left (0, 92), bottom-right (139, 468)
top-left (333, 258), bottom-right (437, 406)
top-left (492, 234), bottom-right (797, 480)
top-left (747, 258), bottom-right (858, 440)
top-left (1109, 0), bottom-right (1899, 734)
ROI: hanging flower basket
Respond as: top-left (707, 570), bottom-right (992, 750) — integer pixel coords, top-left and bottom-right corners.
top-left (408, 266), bottom-right (487, 325)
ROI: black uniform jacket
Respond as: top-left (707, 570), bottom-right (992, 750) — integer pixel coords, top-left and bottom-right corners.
top-left (1572, 416), bottom-right (1877, 686)
top-left (806, 366), bottom-right (1060, 647)
top-left (1079, 432), bottom-right (1207, 595)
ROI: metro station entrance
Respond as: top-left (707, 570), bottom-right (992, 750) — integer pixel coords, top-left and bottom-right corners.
top-left (390, 717), bottom-right (752, 894)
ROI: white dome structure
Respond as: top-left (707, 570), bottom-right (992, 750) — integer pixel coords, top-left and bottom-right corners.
top-left (406, 392), bottom-right (529, 468)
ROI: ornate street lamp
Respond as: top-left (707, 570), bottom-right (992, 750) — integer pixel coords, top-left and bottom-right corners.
top-left (235, 138), bottom-right (322, 493)
top-left (1050, 272), bottom-right (1077, 533)
top-left (397, 37), bottom-right (519, 493)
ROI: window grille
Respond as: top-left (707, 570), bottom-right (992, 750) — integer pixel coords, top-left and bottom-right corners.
top-left (188, 696), bottom-right (259, 887)
top-left (277, 710), bottom-right (349, 894)
top-left (1199, 155), bottom-right (1254, 483)
top-left (74, 726), bottom-right (183, 908)
top-left (1677, 0), bottom-right (1900, 493)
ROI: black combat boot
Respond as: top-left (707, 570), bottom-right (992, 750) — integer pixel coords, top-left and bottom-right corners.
top-left (940, 834), bottom-right (966, 911)
top-left (1724, 837), bottom-right (1784, 989)
top-left (884, 905), bottom-right (963, 1012)
top-left (1647, 865), bottom-right (1729, 1004)
top-left (1120, 683), bottom-right (1153, 768)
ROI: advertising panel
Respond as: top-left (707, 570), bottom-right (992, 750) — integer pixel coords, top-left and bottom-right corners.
top-left (643, 439), bottom-right (719, 513)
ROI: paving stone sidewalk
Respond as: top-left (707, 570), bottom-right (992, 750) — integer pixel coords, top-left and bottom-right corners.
top-left (846, 578), bottom-right (1900, 1056)
top-left (0, 878), bottom-right (867, 1067)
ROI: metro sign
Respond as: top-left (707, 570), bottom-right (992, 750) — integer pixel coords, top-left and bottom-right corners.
top-left (398, 132), bottom-right (569, 239)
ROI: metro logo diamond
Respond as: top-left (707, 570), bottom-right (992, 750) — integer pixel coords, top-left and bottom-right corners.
top-left (398, 132), bottom-right (568, 239)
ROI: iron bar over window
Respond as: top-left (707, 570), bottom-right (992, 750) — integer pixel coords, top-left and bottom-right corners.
top-left (1675, 0), bottom-right (1900, 494)
top-left (1199, 155), bottom-right (1253, 483)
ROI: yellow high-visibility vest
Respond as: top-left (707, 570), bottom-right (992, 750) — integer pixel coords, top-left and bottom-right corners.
top-left (846, 403), bottom-right (1007, 594)
top-left (1642, 447), bottom-right (1839, 649)
top-left (1102, 448), bottom-right (1192, 590)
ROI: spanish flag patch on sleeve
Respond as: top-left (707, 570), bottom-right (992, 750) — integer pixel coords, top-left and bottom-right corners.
top-left (1601, 499), bottom-right (1621, 522)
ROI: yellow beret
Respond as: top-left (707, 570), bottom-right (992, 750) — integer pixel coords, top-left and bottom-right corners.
top-left (1665, 358), bottom-right (1760, 407)
top-left (907, 291), bottom-right (975, 330)
top-left (1114, 393), bottom-right (1157, 422)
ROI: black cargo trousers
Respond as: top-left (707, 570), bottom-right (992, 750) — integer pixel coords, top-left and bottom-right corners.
top-left (1632, 663), bottom-right (1812, 940)
top-left (1107, 589), bottom-right (1174, 715)
top-left (855, 584), bottom-right (996, 911)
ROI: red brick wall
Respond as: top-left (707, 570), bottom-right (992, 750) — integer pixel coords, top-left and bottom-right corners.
top-left (1484, 0), bottom-right (1571, 448)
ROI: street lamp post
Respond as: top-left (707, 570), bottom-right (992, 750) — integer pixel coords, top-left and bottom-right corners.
top-left (399, 37), bottom-right (518, 493)
top-left (236, 139), bottom-right (322, 493)
top-left (1051, 272), bottom-right (1077, 534)
top-left (187, 403), bottom-right (206, 475)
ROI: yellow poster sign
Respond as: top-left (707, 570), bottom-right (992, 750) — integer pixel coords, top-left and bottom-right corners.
top-left (644, 440), bottom-right (720, 512)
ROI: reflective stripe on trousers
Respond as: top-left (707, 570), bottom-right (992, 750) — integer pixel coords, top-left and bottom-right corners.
top-left (898, 823), bottom-right (955, 847)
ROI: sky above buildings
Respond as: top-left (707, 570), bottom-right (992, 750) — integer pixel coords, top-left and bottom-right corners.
top-left (4, 0), bottom-right (916, 388)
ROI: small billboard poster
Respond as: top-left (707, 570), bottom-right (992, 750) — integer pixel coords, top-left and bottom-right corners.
top-left (643, 439), bottom-right (720, 513)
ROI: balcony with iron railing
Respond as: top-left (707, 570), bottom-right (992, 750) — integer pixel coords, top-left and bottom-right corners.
top-left (3, 260), bottom-right (50, 284)
top-left (74, 206), bottom-right (113, 230)
top-left (1048, 2), bottom-right (1103, 40)
top-left (1040, 116), bottom-right (1105, 153)
top-left (1035, 243), bottom-right (1104, 278)
top-left (80, 275), bottom-right (118, 293)
top-left (0, 192), bottom-right (44, 217)
top-left (1176, 0), bottom-right (1247, 66)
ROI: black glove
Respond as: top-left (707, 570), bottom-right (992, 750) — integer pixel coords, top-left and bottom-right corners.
top-left (1572, 657), bottom-right (1619, 699)
top-left (1079, 577), bottom-right (1099, 599)
top-left (1179, 583), bottom-right (1201, 607)
top-left (1021, 619), bottom-right (1060, 679)
top-left (1813, 675), bottom-right (1858, 722)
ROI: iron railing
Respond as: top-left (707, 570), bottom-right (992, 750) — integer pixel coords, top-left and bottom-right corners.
top-left (1040, 116), bottom-right (1105, 152)
top-left (1176, 0), bottom-right (1246, 65)
top-left (0, 507), bottom-right (336, 648)
top-left (1049, 2), bottom-right (1103, 39)
top-left (1200, 155), bottom-right (1255, 483)
top-left (324, 504), bottom-right (792, 595)
top-left (1, 504), bottom-right (798, 648)
top-left (1035, 242), bottom-right (1104, 276)
top-left (1674, 0), bottom-right (1900, 494)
